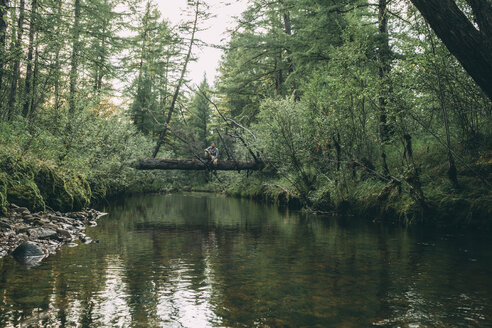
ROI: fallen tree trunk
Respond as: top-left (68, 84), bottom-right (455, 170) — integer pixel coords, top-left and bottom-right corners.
top-left (135, 158), bottom-right (265, 171)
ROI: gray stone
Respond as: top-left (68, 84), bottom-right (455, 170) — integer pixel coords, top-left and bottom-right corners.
top-left (79, 236), bottom-right (92, 244)
top-left (12, 241), bottom-right (45, 258)
top-left (28, 227), bottom-right (57, 240)
top-left (0, 219), bottom-right (12, 230)
top-left (56, 229), bottom-right (72, 240)
top-left (12, 207), bottom-right (29, 213)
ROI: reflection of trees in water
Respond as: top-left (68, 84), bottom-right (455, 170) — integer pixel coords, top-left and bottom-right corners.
top-left (0, 194), bottom-right (491, 327)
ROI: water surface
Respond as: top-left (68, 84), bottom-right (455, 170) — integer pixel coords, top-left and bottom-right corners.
top-left (1, 193), bottom-right (491, 327)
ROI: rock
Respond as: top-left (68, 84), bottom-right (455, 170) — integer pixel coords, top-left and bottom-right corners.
top-left (14, 223), bottom-right (30, 233)
top-left (9, 203), bottom-right (19, 209)
top-left (67, 242), bottom-right (78, 247)
top-left (56, 229), bottom-right (72, 240)
top-left (0, 219), bottom-right (12, 230)
top-left (12, 241), bottom-right (45, 259)
top-left (12, 207), bottom-right (29, 214)
top-left (88, 221), bottom-right (97, 227)
top-left (23, 215), bottom-right (35, 223)
top-left (44, 223), bottom-right (59, 230)
top-left (97, 212), bottom-right (108, 219)
top-left (28, 227), bottom-right (57, 240)
top-left (18, 233), bottom-right (28, 242)
top-left (79, 236), bottom-right (92, 244)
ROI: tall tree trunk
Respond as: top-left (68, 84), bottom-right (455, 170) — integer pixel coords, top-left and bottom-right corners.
top-left (152, 0), bottom-right (200, 158)
top-left (378, 0), bottom-right (390, 176)
top-left (94, 8), bottom-right (107, 95)
top-left (0, 0), bottom-right (9, 100)
top-left (28, 42), bottom-right (39, 120)
top-left (409, 0), bottom-right (492, 101)
top-left (53, 0), bottom-right (63, 112)
top-left (7, 0), bottom-right (25, 120)
top-left (282, 9), bottom-right (299, 101)
top-left (22, 0), bottom-right (37, 118)
top-left (69, 0), bottom-right (81, 115)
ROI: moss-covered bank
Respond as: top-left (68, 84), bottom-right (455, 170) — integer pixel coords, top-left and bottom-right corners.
top-left (0, 154), bottom-right (91, 215)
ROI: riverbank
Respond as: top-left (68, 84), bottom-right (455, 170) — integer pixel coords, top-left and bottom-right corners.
top-left (222, 167), bottom-right (492, 226)
top-left (0, 203), bottom-right (106, 265)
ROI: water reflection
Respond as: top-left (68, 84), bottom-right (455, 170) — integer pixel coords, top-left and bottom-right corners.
top-left (0, 193), bottom-right (491, 327)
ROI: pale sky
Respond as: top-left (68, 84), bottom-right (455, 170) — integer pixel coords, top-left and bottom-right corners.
top-left (156, 0), bottom-right (248, 86)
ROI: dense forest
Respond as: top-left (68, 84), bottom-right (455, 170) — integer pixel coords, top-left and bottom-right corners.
top-left (0, 0), bottom-right (491, 224)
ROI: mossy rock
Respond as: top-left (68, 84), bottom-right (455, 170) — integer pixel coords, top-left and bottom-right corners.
top-left (34, 166), bottom-right (74, 212)
top-left (34, 167), bottom-right (91, 212)
top-left (65, 175), bottom-right (91, 210)
top-left (6, 178), bottom-right (45, 212)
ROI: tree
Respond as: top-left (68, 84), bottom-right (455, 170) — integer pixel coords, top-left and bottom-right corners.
top-left (0, 0), bottom-right (8, 102)
top-left (68, 0), bottom-right (81, 115)
top-left (152, 0), bottom-right (208, 158)
top-left (188, 75), bottom-right (211, 149)
top-left (22, 0), bottom-right (37, 118)
top-left (409, 0), bottom-right (492, 101)
top-left (7, 0), bottom-right (24, 119)
top-left (127, 1), bottom-right (176, 136)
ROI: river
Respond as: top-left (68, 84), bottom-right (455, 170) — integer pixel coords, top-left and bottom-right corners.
top-left (0, 193), bottom-right (491, 327)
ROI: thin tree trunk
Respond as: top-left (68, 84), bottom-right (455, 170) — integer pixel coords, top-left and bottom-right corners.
top-left (427, 25), bottom-right (459, 188)
top-left (69, 0), bottom-right (81, 115)
top-left (28, 42), bottom-right (38, 120)
top-left (53, 0), bottom-right (63, 112)
top-left (7, 0), bottom-right (25, 120)
top-left (22, 0), bottom-right (37, 118)
top-left (378, 0), bottom-right (390, 176)
top-left (94, 9), bottom-right (107, 94)
top-left (152, 0), bottom-right (200, 158)
top-left (282, 9), bottom-right (299, 101)
top-left (0, 0), bottom-right (9, 100)
top-left (409, 0), bottom-right (492, 101)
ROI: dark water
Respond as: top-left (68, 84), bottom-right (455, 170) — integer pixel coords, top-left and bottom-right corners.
top-left (1, 193), bottom-right (491, 327)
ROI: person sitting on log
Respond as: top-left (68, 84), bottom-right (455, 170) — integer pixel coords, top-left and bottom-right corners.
top-left (204, 142), bottom-right (219, 165)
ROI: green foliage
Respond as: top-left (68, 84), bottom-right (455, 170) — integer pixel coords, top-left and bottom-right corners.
top-left (253, 98), bottom-right (315, 199)
top-left (217, 0), bottom-right (492, 224)
top-left (0, 172), bottom-right (7, 215)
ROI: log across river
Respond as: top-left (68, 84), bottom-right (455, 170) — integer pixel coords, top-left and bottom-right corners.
top-left (135, 158), bottom-right (266, 171)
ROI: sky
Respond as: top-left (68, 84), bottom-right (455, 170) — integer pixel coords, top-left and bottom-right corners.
top-left (156, 0), bottom-right (249, 86)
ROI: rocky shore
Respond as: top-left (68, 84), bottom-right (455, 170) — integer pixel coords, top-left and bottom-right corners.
top-left (0, 203), bottom-right (107, 266)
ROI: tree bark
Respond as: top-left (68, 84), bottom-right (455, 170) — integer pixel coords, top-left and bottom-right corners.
top-left (135, 158), bottom-right (265, 171)
top-left (282, 9), bottom-right (299, 101)
top-left (7, 0), bottom-right (25, 119)
top-left (69, 0), bottom-right (81, 115)
top-left (28, 42), bottom-right (38, 120)
top-left (152, 0), bottom-right (200, 158)
top-left (0, 0), bottom-right (9, 98)
top-left (53, 0), bottom-right (62, 112)
top-left (22, 0), bottom-right (37, 118)
top-left (409, 0), bottom-right (492, 101)
top-left (378, 0), bottom-right (390, 176)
